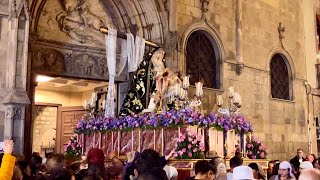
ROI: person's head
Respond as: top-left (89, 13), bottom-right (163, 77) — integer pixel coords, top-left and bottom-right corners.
top-left (298, 168), bottom-right (320, 180)
top-left (299, 161), bottom-right (313, 172)
top-left (210, 157), bottom-right (226, 175)
top-left (135, 149), bottom-right (162, 174)
top-left (267, 161), bottom-right (275, 174)
top-left (194, 160), bottom-right (215, 180)
top-left (87, 148), bottom-right (105, 171)
top-left (127, 151), bottom-right (139, 164)
top-left (296, 149), bottom-right (303, 158)
top-left (17, 160), bottom-right (31, 176)
top-left (46, 153), bottom-right (66, 174)
top-left (12, 166), bottom-right (23, 180)
top-left (29, 155), bottom-right (42, 175)
top-left (248, 163), bottom-right (260, 179)
top-left (306, 154), bottom-right (315, 162)
top-left (137, 167), bottom-right (168, 180)
top-left (278, 161), bottom-right (294, 178)
top-left (229, 156), bottom-right (243, 171)
top-left (232, 166), bottom-right (254, 180)
top-left (271, 162), bottom-right (280, 176)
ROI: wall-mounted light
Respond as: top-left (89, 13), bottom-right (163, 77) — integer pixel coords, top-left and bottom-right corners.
top-left (36, 75), bottom-right (54, 82)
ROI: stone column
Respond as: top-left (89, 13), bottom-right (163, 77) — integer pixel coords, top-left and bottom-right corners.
top-left (2, 0), bottom-right (30, 154)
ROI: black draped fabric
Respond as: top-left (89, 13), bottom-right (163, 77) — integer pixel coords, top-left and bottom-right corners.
top-left (119, 50), bottom-right (157, 116)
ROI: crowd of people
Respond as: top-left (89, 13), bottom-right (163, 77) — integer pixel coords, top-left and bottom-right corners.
top-left (0, 139), bottom-right (320, 180)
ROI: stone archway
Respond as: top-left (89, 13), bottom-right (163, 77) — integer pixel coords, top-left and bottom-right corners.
top-left (24, 0), bottom-right (168, 156)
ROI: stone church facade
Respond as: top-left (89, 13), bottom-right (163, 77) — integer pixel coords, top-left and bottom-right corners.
top-left (0, 0), bottom-right (319, 160)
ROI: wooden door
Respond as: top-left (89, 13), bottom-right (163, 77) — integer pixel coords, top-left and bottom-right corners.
top-left (57, 106), bottom-right (85, 152)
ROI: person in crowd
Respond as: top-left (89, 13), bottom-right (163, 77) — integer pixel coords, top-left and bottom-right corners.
top-left (0, 139), bottom-right (16, 180)
top-left (209, 156), bottom-right (227, 180)
top-left (12, 165), bottom-right (23, 180)
top-left (123, 151), bottom-right (140, 180)
top-left (275, 161), bottom-right (296, 180)
top-left (290, 149), bottom-right (305, 172)
top-left (313, 157), bottom-right (320, 168)
top-left (136, 167), bottom-right (168, 180)
top-left (163, 163), bottom-right (178, 180)
top-left (193, 160), bottom-right (215, 180)
top-left (106, 151), bottom-right (123, 179)
top-left (29, 153), bottom-right (43, 176)
top-left (16, 160), bottom-right (31, 179)
top-left (269, 162), bottom-right (280, 180)
top-left (86, 148), bottom-right (108, 180)
top-left (135, 149), bottom-right (162, 175)
top-left (227, 156), bottom-right (243, 180)
top-left (306, 154), bottom-right (315, 164)
top-left (267, 161), bottom-right (275, 179)
top-left (299, 161), bottom-right (313, 172)
top-left (298, 168), bottom-right (320, 180)
top-left (39, 153), bottom-right (70, 180)
top-left (248, 163), bottom-right (266, 180)
top-left (161, 150), bottom-right (178, 180)
top-left (232, 166), bottom-right (254, 180)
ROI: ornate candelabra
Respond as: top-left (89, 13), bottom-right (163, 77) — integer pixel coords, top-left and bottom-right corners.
top-left (216, 86), bottom-right (242, 116)
top-left (173, 75), bottom-right (203, 111)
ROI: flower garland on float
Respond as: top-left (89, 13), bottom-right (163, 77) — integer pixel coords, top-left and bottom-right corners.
top-left (74, 108), bottom-right (254, 134)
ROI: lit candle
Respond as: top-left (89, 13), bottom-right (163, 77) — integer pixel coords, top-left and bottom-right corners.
top-left (91, 92), bottom-right (97, 107)
top-left (216, 95), bottom-right (223, 106)
top-left (228, 86), bottom-right (234, 98)
top-left (84, 100), bottom-right (88, 110)
top-left (233, 92), bottom-right (239, 104)
top-left (183, 75), bottom-right (190, 89)
top-left (180, 88), bottom-right (185, 99)
top-left (195, 82), bottom-right (203, 97)
top-left (174, 83), bottom-right (181, 97)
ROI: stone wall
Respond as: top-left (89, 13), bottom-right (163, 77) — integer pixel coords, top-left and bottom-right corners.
top-left (32, 106), bottom-right (57, 155)
top-left (176, 0), bottom-right (315, 160)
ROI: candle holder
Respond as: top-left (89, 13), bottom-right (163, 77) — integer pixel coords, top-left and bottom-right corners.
top-left (217, 86), bottom-right (242, 116)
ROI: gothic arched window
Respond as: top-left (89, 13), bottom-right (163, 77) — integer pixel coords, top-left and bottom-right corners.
top-left (185, 30), bottom-right (220, 89)
top-left (270, 53), bottom-right (292, 100)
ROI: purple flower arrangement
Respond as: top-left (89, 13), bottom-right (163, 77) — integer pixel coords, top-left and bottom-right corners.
top-left (74, 108), bottom-right (254, 135)
top-left (246, 135), bottom-right (267, 159)
top-left (174, 128), bottom-right (205, 159)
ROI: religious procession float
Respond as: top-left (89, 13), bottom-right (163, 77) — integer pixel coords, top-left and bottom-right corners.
top-left (64, 28), bottom-right (269, 176)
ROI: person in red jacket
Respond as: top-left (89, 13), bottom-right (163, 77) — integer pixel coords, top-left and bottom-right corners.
top-left (0, 139), bottom-right (16, 180)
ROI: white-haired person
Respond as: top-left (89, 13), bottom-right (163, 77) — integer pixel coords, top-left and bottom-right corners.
top-left (232, 166), bottom-right (255, 180)
top-left (275, 161), bottom-right (296, 180)
top-left (298, 168), bottom-right (320, 180)
top-left (299, 161), bottom-right (313, 172)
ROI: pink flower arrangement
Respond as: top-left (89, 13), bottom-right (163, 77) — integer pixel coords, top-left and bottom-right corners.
top-left (246, 135), bottom-right (267, 159)
top-left (174, 128), bottom-right (205, 159)
top-left (64, 134), bottom-right (82, 159)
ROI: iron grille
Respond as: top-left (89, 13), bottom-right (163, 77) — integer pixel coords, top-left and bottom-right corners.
top-left (185, 31), bottom-right (220, 89)
top-left (270, 54), bottom-right (291, 100)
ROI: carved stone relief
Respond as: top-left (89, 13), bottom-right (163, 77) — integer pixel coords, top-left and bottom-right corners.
top-left (56, 0), bottom-right (109, 45)
top-left (33, 48), bottom-right (65, 73)
top-left (32, 46), bottom-right (110, 80)
top-left (37, 0), bottom-right (112, 46)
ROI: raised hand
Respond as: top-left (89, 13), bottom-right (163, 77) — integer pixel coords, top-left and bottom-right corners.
top-left (3, 139), bottom-right (14, 154)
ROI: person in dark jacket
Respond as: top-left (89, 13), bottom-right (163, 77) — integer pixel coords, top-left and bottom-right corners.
top-left (289, 149), bottom-right (306, 172)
